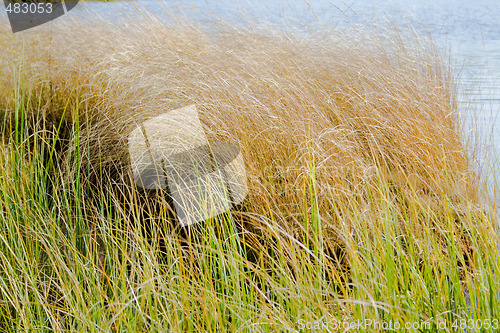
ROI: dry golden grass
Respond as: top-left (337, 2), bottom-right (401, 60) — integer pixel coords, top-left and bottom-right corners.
top-left (1, 8), bottom-right (499, 331)
top-left (0, 16), bottom-right (482, 220)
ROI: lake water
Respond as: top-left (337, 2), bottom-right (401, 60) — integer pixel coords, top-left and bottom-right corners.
top-left (2, 0), bottom-right (499, 203)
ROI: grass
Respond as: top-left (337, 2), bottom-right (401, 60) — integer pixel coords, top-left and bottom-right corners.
top-left (0, 7), bottom-right (499, 332)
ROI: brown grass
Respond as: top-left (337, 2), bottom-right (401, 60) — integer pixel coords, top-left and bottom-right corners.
top-left (0, 14), bottom-right (486, 262)
top-left (2, 8), bottom-right (500, 331)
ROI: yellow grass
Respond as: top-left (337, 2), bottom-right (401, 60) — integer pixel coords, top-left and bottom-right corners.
top-left (0, 9), bottom-right (498, 331)
top-left (1, 16), bottom-right (487, 228)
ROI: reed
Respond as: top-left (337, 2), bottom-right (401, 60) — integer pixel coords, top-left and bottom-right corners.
top-left (0, 10), bottom-right (498, 332)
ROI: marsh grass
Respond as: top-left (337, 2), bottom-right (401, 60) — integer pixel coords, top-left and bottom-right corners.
top-left (0, 10), bottom-right (498, 332)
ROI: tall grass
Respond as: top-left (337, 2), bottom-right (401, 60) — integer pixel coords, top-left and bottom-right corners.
top-left (0, 8), bottom-right (498, 332)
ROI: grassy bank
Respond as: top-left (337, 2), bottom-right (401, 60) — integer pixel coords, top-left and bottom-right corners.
top-left (0, 10), bottom-right (498, 332)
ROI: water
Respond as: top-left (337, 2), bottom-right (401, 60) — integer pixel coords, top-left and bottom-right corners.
top-left (1, 0), bottom-right (499, 199)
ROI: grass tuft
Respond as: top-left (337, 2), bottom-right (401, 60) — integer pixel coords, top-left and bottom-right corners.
top-left (0, 9), bottom-right (498, 332)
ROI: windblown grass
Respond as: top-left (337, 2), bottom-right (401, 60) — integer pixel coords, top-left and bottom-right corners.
top-left (0, 8), bottom-right (498, 332)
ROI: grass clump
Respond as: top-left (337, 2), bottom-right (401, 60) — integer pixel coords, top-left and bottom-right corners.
top-left (0, 9), bottom-right (498, 332)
